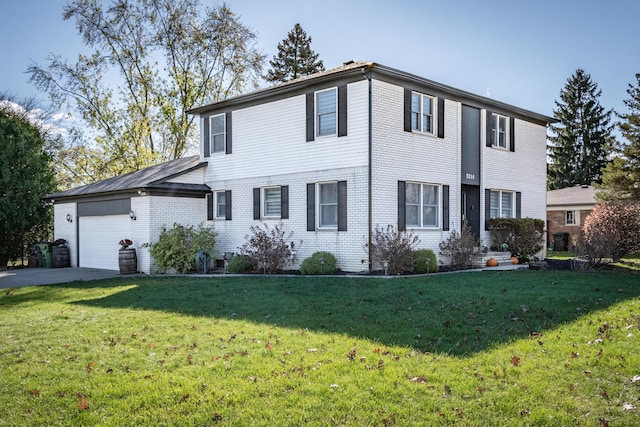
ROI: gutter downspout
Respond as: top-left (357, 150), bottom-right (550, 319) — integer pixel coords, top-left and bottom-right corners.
top-left (362, 66), bottom-right (373, 271)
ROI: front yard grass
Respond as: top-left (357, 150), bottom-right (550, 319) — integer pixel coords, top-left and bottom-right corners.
top-left (1, 270), bottom-right (639, 425)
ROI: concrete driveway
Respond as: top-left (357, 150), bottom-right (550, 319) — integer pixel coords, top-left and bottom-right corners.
top-left (0, 267), bottom-right (138, 288)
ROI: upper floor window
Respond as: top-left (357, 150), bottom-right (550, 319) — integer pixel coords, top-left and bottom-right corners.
top-left (490, 113), bottom-right (508, 148)
top-left (316, 88), bottom-right (337, 137)
top-left (489, 190), bottom-right (514, 219)
top-left (406, 182), bottom-right (439, 228)
top-left (210, 114), bottom-right (226, 153)
top-left (411, 92), bottom-right (435, 134)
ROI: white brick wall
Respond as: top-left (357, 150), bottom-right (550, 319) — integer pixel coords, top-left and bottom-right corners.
top-left (53, 202), bottom-right (77, 267)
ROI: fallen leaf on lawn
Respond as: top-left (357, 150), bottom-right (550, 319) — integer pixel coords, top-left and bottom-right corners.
top-left (511, 356), bottom-right (521, 366)
top-left (180, 394), bottom-right (190, 402)
top-left (29, 389), bottom-right (40, 396)
top-left (631, 375), bottom-right (640, 383)
top-left (622, 403), bottom-right (635, 411)
top-left (455, 408), bottom-right (463, 417)
top-left (77, 398), bottom-right (89, 410)
top-left (570, 352), bottom-right (579, 359)
top-left (600, 418), bottom-right (610, 427)
top-left (330, 384), bottom-right (339, 389)
top-left (409, 376), bottom-right (427, 383)
top-left (306, 348), bottom-right (318, 353)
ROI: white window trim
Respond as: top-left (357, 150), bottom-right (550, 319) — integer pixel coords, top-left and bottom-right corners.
top-left (411, 92), bottom-right (436, 135)
top-left (215, 191), bottom-right (226, 219)
top-left (565, 210), bottom-right (580, 226)
top-left (210, 113), bottom-right (226, 154)
top-left (263, 186), bottom-right (281, 219)
top-left (315, 88), bottom-right (337, 138)
top-left (491, 113), bottom-right (509, 149)
top-left (489, 190), bottom-right (515, 219)
top-left (406, 182), bottom-right (440, 229)
top-left (317, 181), bottom-right (338, 229)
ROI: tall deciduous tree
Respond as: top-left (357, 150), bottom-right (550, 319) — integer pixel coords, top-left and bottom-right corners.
top-left (0, 100), bottom-right (57, 266)
top-left (265, 23), bottom-right (324, 83)
top-left (28, 0), bottom-right (264, 187)
top-left (547, 69), bottom-right (614, 190)
top-left (598, 73), bottom-right (640, 201)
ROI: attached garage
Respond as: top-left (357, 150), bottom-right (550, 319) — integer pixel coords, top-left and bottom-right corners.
top-left (44, 156), bottom-right (210, 274)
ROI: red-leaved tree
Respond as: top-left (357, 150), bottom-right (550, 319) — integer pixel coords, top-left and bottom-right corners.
top-left (581, 202), bottom-right (640, 262)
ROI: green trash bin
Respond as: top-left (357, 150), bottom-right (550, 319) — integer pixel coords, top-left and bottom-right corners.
top-left (36, 242), bottom-right (53, 268)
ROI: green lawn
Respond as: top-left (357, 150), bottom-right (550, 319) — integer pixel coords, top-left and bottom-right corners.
top-left (1, 271), bottom-right (639, 426)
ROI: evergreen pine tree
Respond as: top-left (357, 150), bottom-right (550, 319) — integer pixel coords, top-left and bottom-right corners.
top-left (598, 73), bottom-right (640, 201)
top-left (548, 69), bottom-right (614, 189)
top-left (265, 23), bottom-right (325, 83)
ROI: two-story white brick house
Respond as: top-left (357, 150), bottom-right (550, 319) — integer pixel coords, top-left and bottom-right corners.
top-left (46, 61), bottom-right (551, 273)
top-left (188, 61), bottom-right (551, 272)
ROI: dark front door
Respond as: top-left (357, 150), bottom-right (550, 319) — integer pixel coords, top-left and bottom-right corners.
top-left (461, 184), bottom-right (480, 238)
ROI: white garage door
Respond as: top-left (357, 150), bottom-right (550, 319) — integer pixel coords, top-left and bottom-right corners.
top-left (79, 215), bottom-right (130, 270)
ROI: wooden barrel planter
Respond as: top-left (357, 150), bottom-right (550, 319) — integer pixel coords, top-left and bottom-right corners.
top-left (118, 249), bottom-right (137, 274)
top-left (52, 245), bottom-right (71, 268)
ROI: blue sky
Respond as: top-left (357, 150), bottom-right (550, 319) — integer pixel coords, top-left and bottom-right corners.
top-left (1, 0), bottom-right (639, 124)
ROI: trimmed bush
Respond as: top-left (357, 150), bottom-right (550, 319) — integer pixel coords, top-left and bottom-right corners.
top-left (227, 255), bottom-right (256, 273)
top-left (413, 249), bottom-right (438, 274)
top-left (580, 201), bottom-right (640, 262)
top-left (300, 251), bottom-right (337, 275)
top-left (487, 218), bottom-right (545, 261)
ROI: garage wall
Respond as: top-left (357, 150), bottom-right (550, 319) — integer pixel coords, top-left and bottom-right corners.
top-left (145, 196), bottom-right (207, 273)
top-left (53, 203), bottom-right (77, 267)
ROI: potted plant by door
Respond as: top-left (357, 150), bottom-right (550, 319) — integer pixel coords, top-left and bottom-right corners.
top-left (118, 239), bottom-right (137, 274)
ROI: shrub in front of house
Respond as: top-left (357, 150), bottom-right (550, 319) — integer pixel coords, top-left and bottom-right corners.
top-left (238, 223), bottom-right (298, 274)
top-left (365, 224), bottom-right (420, 274)
top-left (487, 218), bottom-right (545, 261)
top-left (148, 223), bottom-right (216, 273)
top-left (413, 249), bottom-right (438, 274)
top-left (300, 251), bottom-right (337, 275)
top-left (579, 201), bottom-right (640, 262)
top-left (439, 221), bottom-right (481, 270)
top-left (227, 255), bottom-right (256, 273)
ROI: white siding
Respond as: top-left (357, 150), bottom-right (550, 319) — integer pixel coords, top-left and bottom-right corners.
top-left (204, 80), bottom-right (369, 182)
top-left (166, 168), bottom-right (205, 184)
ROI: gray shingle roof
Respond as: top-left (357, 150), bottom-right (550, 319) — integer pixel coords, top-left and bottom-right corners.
top-left (45, 155), bottom-right (208, 200)
top-left (547, 185), bottom-right (597, 207)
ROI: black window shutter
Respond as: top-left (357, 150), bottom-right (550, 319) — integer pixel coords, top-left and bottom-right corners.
top-left (225, 190), bottom-right (232, 220)
top-left (404, 89), bottom-right (412, 132)
top-left (253, 188), bottom-right (260, 220)
top-left (338, 85), bottom-right (347, 137)
top-left (203, 117), bottom-right (210, 157)
top-left (281, 185), bottom-right (289, 219)
top-left (442, 185), bottom-right (450, 231)
top-left (225, 112), bottom-right (232, 154)
top-left (486, 110), bottom-right (494, 147)
top-left (338, 180), bottom-right (347, 231)
top-left (509, 117), bottom-right (515, 152)
top-left (484, 188), bottom-right (491, 230)
top-left (306, 93), bottom-right (315, 142)
top-left (306, 183), bottom-right (315, 231)
top-left (206, 193), bottom-right (213, 220)
top-left (516, 192), bottom-right (522, 218)
top-left (398, 181), bottom-right (406, 232)
top-left (437, 97), bottom-right (445, 139)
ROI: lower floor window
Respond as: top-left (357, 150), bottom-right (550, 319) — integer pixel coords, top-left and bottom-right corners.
top-left (215, 191), bottom-right (226, 218)
top-left (319, 182), bottom-right (338, 227)
top-left (489, 190), bottom-right (514, 219)
top-left (263, 187), bottom-right (281, 217)
top-left (406, 182), bottom-right (439, 227)
top-left (566, 210), bottom-right (576, 225)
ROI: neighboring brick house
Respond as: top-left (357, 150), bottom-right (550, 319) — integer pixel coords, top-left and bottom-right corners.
top-left (546, 185), bottom-right (597, 251)
top-left (46, 61), bottom-right (552, 273)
